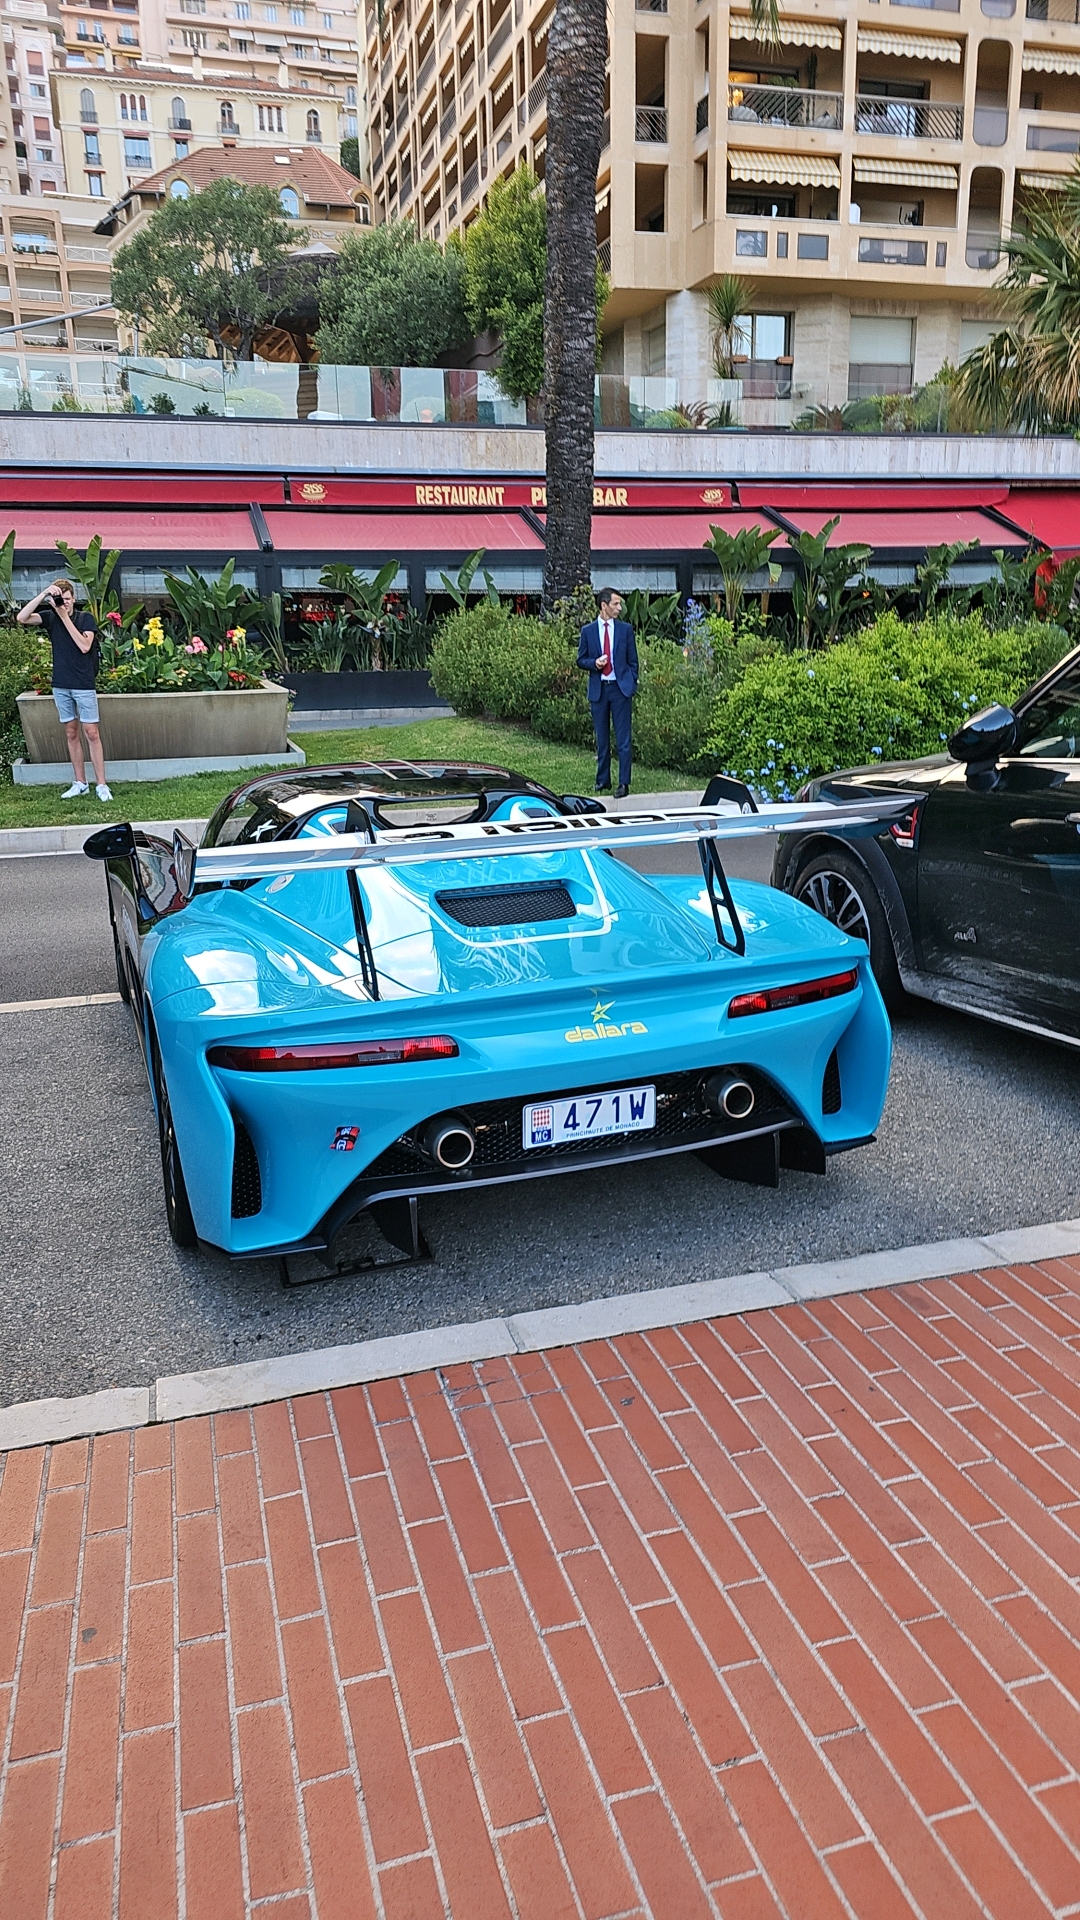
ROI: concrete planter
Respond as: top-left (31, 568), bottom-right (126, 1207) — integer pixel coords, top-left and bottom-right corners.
top-left (284, 670), bottom-right (443, 712)
top-left (15, 679), bottom-right (304, 784)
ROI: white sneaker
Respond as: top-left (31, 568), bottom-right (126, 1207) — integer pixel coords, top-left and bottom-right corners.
top-left (61, 781), bottom-right (89, 798)
top-left (95, 783), bottom-right (113, 802)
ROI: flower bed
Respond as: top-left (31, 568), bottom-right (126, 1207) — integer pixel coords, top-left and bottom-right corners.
top-left (17, 679), bottom-right (291, 764)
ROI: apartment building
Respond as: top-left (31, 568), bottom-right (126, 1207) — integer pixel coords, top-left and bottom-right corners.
top-left (0, 190), bottom-right (114, 356)
top-left (4, 0), bottom-right (67, 196)
top-left (365, 0), bottom-right (1080, 415)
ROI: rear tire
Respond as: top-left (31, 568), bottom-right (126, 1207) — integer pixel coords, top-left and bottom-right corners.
top-left (792, 847), bottom-right (906, 1014)
top-left (151, 1035), bottom-right (198, 1247)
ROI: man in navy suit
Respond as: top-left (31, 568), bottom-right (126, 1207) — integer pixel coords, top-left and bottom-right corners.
top-left (577, 586), bottom-right (639, 798)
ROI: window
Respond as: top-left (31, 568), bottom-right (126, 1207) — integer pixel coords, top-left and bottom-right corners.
top-left (84, 130), bottom-right (100, 162)
top-left (123, 135), bottom-right (152, 166)
top-left (170, 177), bottom-right (191, 197)
top-left (27, 50), bottom-right (44, 73)
top-left (33, 117), bottom-right (50, 138)
top-left (170, 95), bottom-right (189, 126)
top-left (258, 102), bottom-right (284, 129)
top-left (343, 112), bottom-right (357, 135)
top-left (345, 83), bottom-right (356, 104)
top-left (735, 312), bottom-right (790, 360)
top-left (735, 229), bottom-right (766, 256)
top-left (279, 183), bottom-right (299, 215)
top-left (79, 87), bottom-right (96, 120)
top-left (220, 99), bottom-right (237, 126)
top-left (236, 0), bottom-right (251, 12)
top-left (35, 147), bottom-right (53, 162)
top-left (264, 4), bottom-right (278, 17)
top-left (87, 172), bottom-right (104, 195)
top-left (306, 107), bottom-right (321, 139)
top-left (181, 28), bottom-right (208, 46)
top-left (180, 0), bottom-right (207, 10)
top-left (797, 231), bottom-right (828, 259)
top-left (174, 139), bottom-right (190, 157)
top-left (643, 318), bottom-right (665, 374)
top-left (290, 5), bottom-right (305, 19)
top-left (323, 10), bottom-right (333, 25)
top-left (291, 42), bottom-right (312, 55)
top-left (40, 179), bottom-right (55, 193)
top-left (727, 189), bottom-right (795, 218)
top-left (29, 83), bottom-right (46, 99)
top-left (1018, 667), bottom-right (1080, 758)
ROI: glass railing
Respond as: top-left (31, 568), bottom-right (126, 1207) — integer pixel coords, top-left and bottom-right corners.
top-left (0, 353), bottom-right (1038, 433)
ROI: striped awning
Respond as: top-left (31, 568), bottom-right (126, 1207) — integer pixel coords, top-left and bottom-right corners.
top-left (854, 157), bottom-right (959, 189)
top-left (1019, 169), bottom-right (1069, 190)
top-left (1023, 47), bottom-right (1080, 74)
top-left (729, 12), bottom-right (842, 49)
top-left (728, 150), bottom-right (841, 186)
top-left (856, 27), bottom-right (961, 62)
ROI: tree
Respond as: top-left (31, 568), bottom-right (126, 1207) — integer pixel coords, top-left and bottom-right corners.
top-left (316, 221), bottom-right (469, 367)
top-left (111, 177), bottom-right (305, 362)
top-left (708, 275), bottom-right (752, 378)
top-left (464, 166), bottom-right (547, 400)
top-left (339, 135), bottom-right (361, 179)
top-left (541, 0), bottom-right (608, 608)
top-left (955, 165), bottom-right (1080, 432)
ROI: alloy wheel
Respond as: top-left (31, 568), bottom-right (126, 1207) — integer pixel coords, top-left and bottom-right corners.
top-left (796, 868), bottom-right (872, 946)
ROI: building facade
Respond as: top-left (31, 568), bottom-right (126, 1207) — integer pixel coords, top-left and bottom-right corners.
top-left (0, 190), bottom-right (114, 361)
top-left (364, 0), bottom-right (1079, 416)
top-left (4, 0), bottom-right (67, 197)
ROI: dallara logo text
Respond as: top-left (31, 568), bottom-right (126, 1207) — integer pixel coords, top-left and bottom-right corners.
top-left (565, 997), bottom-right (649, 1043)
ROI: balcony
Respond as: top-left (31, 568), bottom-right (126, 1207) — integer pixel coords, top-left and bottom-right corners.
top-left (219, 119), bottom-right (238, 135)
top-left (965, 229), bottom-right (1001, 268)
top-left (858, 235), bottom-right (928, 265)
top-left (462, 158), bottom-right (478, 199)
top-left (854, 96), bottom-right (962, 140)
top-left (440, 99), bottom-right (456, 140)
top-left (1026, 120), bottom-right (1080, 152)
top-left (598, 235), bottom-right (611, 270)
top-left (79, 107), bottom-right (98, 124)
top-left (1027, 0), bottom-right (1080, 17)
top-left (635, 0), bottom-right (667, 10)
top-left (696, 94), bottom-right (708, 133)
top-left (527, 69), bottom-right (545, 117)
top-left (306, 128), bottom-right (323, 142)
top-left (728, 83), bottom-right (843, 131)
top-left (167, 114), bottom-right (191, 129)
top-left (735, 358), bottom-right (793, 396)
top-left (634, 104), bottom-right (667, 142)
top-left (488, 9), bottom-right (511, 60)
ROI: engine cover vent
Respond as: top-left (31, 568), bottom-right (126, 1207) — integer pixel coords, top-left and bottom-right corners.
top-left (435, 881), bottom-right (576, 927)
top-left (822, 1049), bottom-right (842, 1115)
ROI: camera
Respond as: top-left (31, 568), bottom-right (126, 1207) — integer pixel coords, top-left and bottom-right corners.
top-left (49, 592), bottom-right (64, 608)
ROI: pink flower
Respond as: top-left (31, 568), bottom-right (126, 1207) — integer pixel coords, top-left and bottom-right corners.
top-left (184, 638), bottom-right (208, 655)
top-left (105, 610), bottom-right (122, 627)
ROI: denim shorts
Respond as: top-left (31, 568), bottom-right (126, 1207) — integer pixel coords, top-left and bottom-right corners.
top-left (53, 687), bottom-right (99, 724)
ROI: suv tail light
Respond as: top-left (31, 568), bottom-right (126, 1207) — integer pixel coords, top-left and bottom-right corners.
top-left (888, 802), bottom-right (923, 851)
top-left (208, 1036), bottom-right (459, 1071)
top-left (728, 969), bottom-right (858, 1019)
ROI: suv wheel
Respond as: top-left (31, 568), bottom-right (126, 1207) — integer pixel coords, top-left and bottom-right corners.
top-left (793, 847), bottom-right (906, 1014)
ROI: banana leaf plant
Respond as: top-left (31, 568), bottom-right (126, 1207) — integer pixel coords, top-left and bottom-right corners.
top-left (437, 549), bottom-right (500, 608)
top-left (789, 518), bottom-right (873, 649)
top-left (703, 522), bottom-right (783, 623)
top-left (162, 558), bottom-right (266, 650)
top-left (318, 560), bottom-right (402, 668)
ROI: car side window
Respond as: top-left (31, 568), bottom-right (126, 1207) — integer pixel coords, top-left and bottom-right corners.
top-left (216, 799), bottom-right (285, 844)
top-left (1017, 669), bottom-right (1080, 758)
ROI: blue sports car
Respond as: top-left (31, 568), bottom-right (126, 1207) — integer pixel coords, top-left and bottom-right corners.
top-left (85, 761), bottom-right (904, 1280)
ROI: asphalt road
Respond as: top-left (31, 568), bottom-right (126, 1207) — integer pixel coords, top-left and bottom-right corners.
top-left (3, 843), bottom-right (1079, 1407)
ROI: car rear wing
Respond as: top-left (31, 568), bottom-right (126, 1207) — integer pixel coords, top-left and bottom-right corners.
top-left (193, 794), bottom-right (912, 887)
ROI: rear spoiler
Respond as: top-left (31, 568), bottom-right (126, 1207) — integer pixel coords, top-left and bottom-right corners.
top-left (194, 795), bottom-right (911, 884)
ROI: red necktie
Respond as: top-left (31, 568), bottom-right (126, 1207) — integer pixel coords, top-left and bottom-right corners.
top-left (602, 622), bottom-right (612, 675)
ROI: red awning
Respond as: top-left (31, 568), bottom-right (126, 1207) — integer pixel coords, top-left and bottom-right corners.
top-left (590, 511), bottom-right (781, 552)
top-left (773, 508), bottom-right (1021, 551)
top-left (0, 472), bottom-right (285, 507)
top-left (8, 509), bottom-right (259, 552)
top-left (738, 483), bottom-right (1010, 511)
top-left (1003, 490), bottom-right (1080, 555)
top-left (263, 509), bottom-right (544, 552)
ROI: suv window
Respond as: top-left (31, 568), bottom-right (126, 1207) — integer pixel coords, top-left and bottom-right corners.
top-left (1017, 666), bottom-right (1080, 758)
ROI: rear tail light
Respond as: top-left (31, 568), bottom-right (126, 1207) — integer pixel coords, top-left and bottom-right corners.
top-left (728, 969), bottom-right (859, 1019)
top-left (208, 1035), bottom-right (459, 1071)
top-left (888, 802), bottom-right (923, 852)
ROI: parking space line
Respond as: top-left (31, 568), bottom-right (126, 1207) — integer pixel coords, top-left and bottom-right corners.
top-left (0, 991), bottom-right (123, 1015)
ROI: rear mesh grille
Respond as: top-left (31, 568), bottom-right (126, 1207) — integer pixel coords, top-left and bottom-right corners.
top-left (231, 1120), bottom-right (263, 1217)
top-left (822, 1050), bottom-right (842, 1115)
top-left (366, 1066), bottom-right (797, 1181)
top-left (435, 881), bottom-right (576, 927)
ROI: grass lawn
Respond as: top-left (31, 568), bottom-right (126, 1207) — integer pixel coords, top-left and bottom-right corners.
top-left (0, 718), bottom-right (697, 831)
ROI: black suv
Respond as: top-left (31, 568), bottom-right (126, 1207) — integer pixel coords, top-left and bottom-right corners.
top-left (772, 643), bottom-right (1080, 1045)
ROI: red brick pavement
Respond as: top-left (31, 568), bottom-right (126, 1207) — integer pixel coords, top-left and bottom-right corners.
top-left (5, 1258), bottom-right (1080, 1917)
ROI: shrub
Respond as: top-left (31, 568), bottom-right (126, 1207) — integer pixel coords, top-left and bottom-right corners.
top-left (430, 603), bottom-right (746, 774)
top-left (0, 624), bottom-right (50, 780)
top-left (706, 610), bottom-right (1068, 799)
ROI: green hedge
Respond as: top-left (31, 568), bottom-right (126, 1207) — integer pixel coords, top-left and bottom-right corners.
top-left (0, 624), bottom-right (49, 777)
top-left (429, 603), bottom-right (759, 776)
top-left (707, 611), bottom-right (1068, 800)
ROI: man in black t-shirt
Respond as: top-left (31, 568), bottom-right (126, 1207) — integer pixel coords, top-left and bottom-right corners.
top-left (17, 578), bottom-right (112, 801)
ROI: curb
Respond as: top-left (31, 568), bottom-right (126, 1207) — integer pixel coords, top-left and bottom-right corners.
top-left (0, 818), bottom-right (209, 856)
top-left (3, 1215), bottom-right (1079, 1452)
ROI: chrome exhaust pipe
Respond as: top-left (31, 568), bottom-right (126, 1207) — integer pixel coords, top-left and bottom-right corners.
top-left (419, 1112), bottom-right (477, 1169)
top-left (705, 1073), bottom-right (756, 1121)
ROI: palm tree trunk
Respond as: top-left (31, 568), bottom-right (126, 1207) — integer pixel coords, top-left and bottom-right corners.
top-left (542, 0), bottom-right (606, 611)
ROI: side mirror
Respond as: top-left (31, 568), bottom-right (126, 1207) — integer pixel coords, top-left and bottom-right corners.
top-left (948, 704), bottom-right (1017, 766)
top-left (561, 794), bottom-right (600, 814)
top-left (701, 774), bottom-right (759, 815)
top-left (83, 822), bottom-right (136, 861)
top-left (173, 830), bottom-right (196, 902)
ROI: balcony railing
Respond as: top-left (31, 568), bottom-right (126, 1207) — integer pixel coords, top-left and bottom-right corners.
top-left (416, 45), bottom-right (435, 92)
top-left (488, 9), bottom-right (511, 59)
top-left (601, 111), bottom-right (610, 148)
top-left (527, 69), bottom-right (546, 116)
top-left (965, 231), bottom-right (1001, 267)
top-left (858, 235), bottom-right (928, 264)
top-left (597, 236), bottom-right (611, 270)
top-left (635, 104), bottom-right (667, 141)
top-left (854, 96), bottom-right (962, 139)
top-left (79, 108), bottom-right (98, 124)
top-left (635, 0), bottom-right (667, 10)
top-left (735, 359), bottom-right (793, 396)
top-left (440, 100), bottom-right (456, 140)
top-left (1027, 0), bottom-right (1080, 18)
top-left (462, 159), bottom-right (479, 199)
top-left (695, 94), bottom-right (709, 133)
top-left (729, 83), bottom-right (843, 130)
top-left (167, 115), bottom-right (191, 130)
top-left (848, 363), bottom-right (913, 397)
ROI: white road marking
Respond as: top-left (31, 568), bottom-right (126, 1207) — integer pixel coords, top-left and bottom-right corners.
top-left (0, 991), bottom-right (123, 1015)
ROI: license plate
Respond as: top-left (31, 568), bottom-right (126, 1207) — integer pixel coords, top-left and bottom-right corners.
top-left (522, 1085), bottom-right (656, 1150)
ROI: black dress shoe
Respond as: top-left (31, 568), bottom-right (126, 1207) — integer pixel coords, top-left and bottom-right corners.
top-left (614, 785), bottom-right (630, 800)
top-left (594, 782), bottom-right (611, 793)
